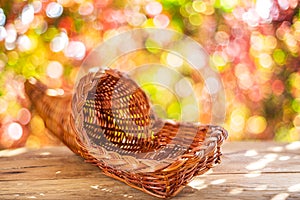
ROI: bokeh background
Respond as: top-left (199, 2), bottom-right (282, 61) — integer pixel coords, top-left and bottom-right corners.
top-left (0, 0), bottom-right (300, 149)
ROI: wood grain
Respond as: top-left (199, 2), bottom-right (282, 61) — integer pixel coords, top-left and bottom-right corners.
top-left (1, 142), bottom-right (300, 200)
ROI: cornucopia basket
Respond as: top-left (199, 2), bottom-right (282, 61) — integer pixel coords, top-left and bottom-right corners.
top-left (25, 68), bottom-right (228, 198)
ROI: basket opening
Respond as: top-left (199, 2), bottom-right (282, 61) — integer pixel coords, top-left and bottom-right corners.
top-left (81, 69), bottom-right (208, 157)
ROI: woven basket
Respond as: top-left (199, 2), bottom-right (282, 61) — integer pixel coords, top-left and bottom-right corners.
top-left (25, 68), bottom-right (228, 198)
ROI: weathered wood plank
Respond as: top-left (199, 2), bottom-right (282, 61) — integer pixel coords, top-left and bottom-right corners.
top-left (1, 142), bottom-right (300, 200)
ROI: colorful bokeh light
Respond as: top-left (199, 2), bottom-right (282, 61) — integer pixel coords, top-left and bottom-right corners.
top-left (0, 0), bottom-right (300, 149)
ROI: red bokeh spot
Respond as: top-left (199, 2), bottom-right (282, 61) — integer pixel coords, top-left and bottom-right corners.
top-left (272, 79), bottom-right (285, 96)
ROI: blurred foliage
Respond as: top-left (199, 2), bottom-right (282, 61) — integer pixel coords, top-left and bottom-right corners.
top-left (0, 0), bottom-right (300, 149)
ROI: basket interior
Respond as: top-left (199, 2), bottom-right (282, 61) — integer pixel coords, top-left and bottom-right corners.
top-left (79, 69), bottom-right (211, 159)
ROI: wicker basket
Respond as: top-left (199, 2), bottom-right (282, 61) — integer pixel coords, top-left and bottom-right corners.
top-left (25, 68), bottom-right (228, 198)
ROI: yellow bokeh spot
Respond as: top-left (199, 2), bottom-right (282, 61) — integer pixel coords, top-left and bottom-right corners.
top-left (189, 13), bottom-right (202, 26)
top-left (293, 20), bottom-right (300, 30)
top-left (289, 72), bottom-right (300, 90)
top-left (7, 51), bottom-right (19, 66)
top-left (192, 0), bottom-right (206, 13)
top-left (246, 116), bottom-right (267, 134)
top-left (30, 114), bottom-right (45, 136)
top-left (230, 113), bottom-right (245, 132)
top-left (229, 108), bottom-right (249, 132)
top-left (212, 52), bottom-right (227, 67)
top-left (258, 53), bottom-right (273, 69)
top-left (7, 102), bottom-right (21, 118)
top-left (289, 128), bottom-right (300, 141)
top-left (264, 35), bottom-right (277, 50)
top-left (184, 2), bottom-right (195, 15)
top-left (204, 4), bottom-right (215, 15)
top-left (26, 135), bottom-right (41, 148)
top-left (180, 5), bottom-right (190, 17)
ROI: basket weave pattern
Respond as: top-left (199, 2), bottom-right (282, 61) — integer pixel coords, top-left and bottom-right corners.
top-left (25, 68), bottom-right (228, 198)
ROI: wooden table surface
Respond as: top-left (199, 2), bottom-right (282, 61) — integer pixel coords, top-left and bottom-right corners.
top-left (1, 142), bottom-right (300, 200)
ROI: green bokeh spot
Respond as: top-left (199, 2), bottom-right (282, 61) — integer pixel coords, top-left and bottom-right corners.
top-left (42, 26), bottom-right (59, 42)
top-left (145, 39), bottom-right (161, 54)
top-left (275, 126), bottom-right (292, 142)
top-left (167, 101), bottom-right (181, 120)
top-left (141, 84), bottom-right (157, 98)
top-left (292, 98), bottom-right (300, 113)
top-left (273, 49), bottom-right (287, 65)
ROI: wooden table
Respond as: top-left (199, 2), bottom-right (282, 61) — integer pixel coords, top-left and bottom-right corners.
top-left (1, 142), bottom-right (300, 200)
